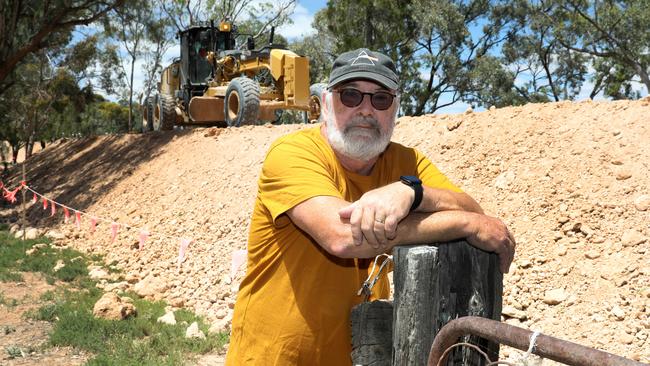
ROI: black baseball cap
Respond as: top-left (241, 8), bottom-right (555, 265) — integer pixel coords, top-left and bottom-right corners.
top-left (327, 48), bottom-right (399, 90)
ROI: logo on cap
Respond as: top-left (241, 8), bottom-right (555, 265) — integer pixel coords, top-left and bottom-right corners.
top-left (350, 50), bottom-right (379, 66)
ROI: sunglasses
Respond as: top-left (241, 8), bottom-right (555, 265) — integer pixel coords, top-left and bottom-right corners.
top-left (333, 88), bottom-right (396, 110)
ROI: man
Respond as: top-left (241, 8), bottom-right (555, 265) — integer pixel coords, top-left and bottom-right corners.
top-left (226, 48), bottom-right (515, 365)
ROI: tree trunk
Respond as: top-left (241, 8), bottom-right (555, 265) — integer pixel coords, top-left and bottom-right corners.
top-left (0, 143), bottom-right (7, 171)
top-left (128, 56), bottom-right (135, 132)
top-left (11, 145), bottom-right (19, 164)
top-left (25, 135), bottom-right (34, 160)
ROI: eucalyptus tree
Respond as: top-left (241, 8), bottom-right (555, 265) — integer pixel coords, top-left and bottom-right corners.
top-left (140, 9), bottom-right (176, 116)
top-left (325, 0), bottom-right (516, 115)
top-left (543, 0), bottom-right (650, 96)
top-left (288, 10), bottom-right (337, 85)
top-left (0, 0), bottom-right (124, 94)
top-left (206, 0), bottom-right (296, 44)
top-left (101, 0), bottom-right (156, 131)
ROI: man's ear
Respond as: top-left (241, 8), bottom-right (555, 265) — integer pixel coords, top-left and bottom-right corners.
top-left (321, 91), bottom-right (329, 123)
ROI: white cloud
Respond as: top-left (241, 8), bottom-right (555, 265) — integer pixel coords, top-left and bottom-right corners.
top-left (276, 3), bottom-right (316, 40)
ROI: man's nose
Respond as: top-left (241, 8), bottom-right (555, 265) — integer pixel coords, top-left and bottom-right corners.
top-left (357, 94), bottom-right (375, 115)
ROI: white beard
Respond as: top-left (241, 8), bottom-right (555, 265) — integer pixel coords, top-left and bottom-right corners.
top-left (325, 95), bottom-right (394, 162)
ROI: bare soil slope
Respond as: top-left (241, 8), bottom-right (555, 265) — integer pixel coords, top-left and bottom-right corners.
top-left (2, 98), bottom-right (648, 363)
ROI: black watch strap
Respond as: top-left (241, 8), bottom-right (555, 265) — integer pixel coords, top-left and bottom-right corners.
top-left (400, 175), bottom-right (423, 212)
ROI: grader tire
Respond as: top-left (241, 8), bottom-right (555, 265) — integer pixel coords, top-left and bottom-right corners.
top-left (225, 77), bottom-right (260, 127)
top-left (270, 109), bottom-right (284, 125)
top-left (305, 82), bottom-right (326, 123)
top-left (142, 96), bottom-right (155, 132)
top-left (156, 94), bottom-right (175, 131)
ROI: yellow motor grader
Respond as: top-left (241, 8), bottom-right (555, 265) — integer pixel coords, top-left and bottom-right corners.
top-left (143, 20), bottom-right (323, 130)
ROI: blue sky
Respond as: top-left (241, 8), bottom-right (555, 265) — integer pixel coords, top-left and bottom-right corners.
top-left (276, 0), bottom-right (326, 40)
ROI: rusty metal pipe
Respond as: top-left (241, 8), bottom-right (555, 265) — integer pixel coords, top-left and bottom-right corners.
top-left (428, 316), bottom-right (647, 366)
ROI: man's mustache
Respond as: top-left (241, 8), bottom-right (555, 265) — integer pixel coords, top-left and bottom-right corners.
top-left (344, 116), bottom-right (381, 133)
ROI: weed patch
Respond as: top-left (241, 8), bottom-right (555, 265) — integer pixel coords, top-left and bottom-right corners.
top-left (35, 289), bottom-right (227, 364)
top-left (0, 231), bottom-right (92, 284)
top-left (0, 291), bottom-right (19, 307)
top-left (1, 229), bottom-right (227, 364)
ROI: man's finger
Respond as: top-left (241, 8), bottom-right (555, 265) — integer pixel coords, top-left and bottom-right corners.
top-left (384, 215), bottom-right (398, 240)
top-left (350, 205), bottom-right (364, 245)
top-left (373, 214), bottom-right (388, 247)
top-left (361, 209), bottom-right (380, 249)
top-left (338, 202), bottom-right (357, 220)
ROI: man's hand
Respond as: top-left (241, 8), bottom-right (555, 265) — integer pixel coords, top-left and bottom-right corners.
top-left (338, 182), bottom-right (413, 249)
top-left (464, 213), bottom-right (516, 273)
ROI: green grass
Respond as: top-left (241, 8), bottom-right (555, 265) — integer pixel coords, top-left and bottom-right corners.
top-left (27, 287), bottom-right (227, 365)
top-left (1, 229), bottom-right (228, 364)
top-left (0, 291), bottom-right (19, 307)
top-left (0, 231), bottom-right (90, 284)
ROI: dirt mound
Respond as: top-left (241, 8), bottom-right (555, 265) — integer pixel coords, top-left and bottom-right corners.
top-left (2, 98), bottom-right (648, 363)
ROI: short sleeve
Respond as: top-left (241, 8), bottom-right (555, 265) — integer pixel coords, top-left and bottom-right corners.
top-left (259, 137), bottom-right (343, 225)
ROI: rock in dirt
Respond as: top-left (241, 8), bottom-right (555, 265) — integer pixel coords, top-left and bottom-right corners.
top-left (103, 281), bottom-right (129, 292)
top-left (93, 292), bottom-right (137, 320)
top-left (185, 322), bottom-right (206, 339)
top-left (209, 317), bottom-right (231, 334)
top-left (45, 230), bottom-right (66, 240)
top-left (611, 306), bottom-right (626, 321)
top-left (157, 311), bottom-right (177, 325)
top-left (543, 288), bottom-right (568, 305)
top-left (134, 275), bottom-right (169, 299)
top-left (502, 305), bottom-right (527, 320)
top-left (53, 260), bottom-right (65, 272)
top-left (615, 170), bottom-right (632, 180)
top-left (634, 194), bottom-right (650, 211)
top-left (494, 171), bottom-right (516, 189)
top-left (88, 267), bottom-right (110, 280)
top-left (25, 227), bottom-right (40, 239)
top-left (25, 243), bottom-right (48, 255)
top-left (621, 229), bottom-right (646, 247)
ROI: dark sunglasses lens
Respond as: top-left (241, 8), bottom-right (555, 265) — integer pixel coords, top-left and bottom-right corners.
top-left (371, 92), bottom-right (393, 110)
top-left (340, 89), bottom-right (363, 107)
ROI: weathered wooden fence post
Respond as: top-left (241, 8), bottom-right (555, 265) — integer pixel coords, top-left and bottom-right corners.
top-left (392, 241), bottom-right (503, 366)
top-left (351, 300), bottom-right (393, 366)
top-left (351, 241), bottom-right (502, 366)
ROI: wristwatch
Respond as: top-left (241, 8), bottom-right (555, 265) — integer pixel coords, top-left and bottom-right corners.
top-left (400, 175), bottom-right (423, 212)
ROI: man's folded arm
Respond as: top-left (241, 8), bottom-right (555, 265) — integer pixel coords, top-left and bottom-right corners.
top-left (286, 195), bottom-right (514, 273)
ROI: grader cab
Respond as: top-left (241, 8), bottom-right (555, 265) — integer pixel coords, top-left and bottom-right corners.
top-left (143, 20), bottom-right (321, 130)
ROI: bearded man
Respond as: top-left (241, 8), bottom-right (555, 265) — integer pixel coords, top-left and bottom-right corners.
top-left (225, 48), bottom-right (516, 365)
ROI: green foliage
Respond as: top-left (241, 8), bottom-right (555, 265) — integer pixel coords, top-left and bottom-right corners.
top-left (0, 291), bottom-right (19, 307)
top-left (288, 10), bottom-right (335, 85)
top-left (5, 345), bottom-right (24, 359)
top-left (29, 287), bottom-right (227, 365)
top-left (0, 0), bottom-right (123, 92)
top-left (0, 230), bottom-right (91, 285)
top-left (538, 0), bottom-right (650, 96)
top-left (324, 0), bottom-right (511, 115)
top-left (322, 0), bottom-right (648, 112)
top-left (0, 228), bottom-right (226, 363)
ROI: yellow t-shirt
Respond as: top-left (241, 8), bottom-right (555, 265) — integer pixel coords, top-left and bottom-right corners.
top-left (226, 127), bottom-right (461, 365)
